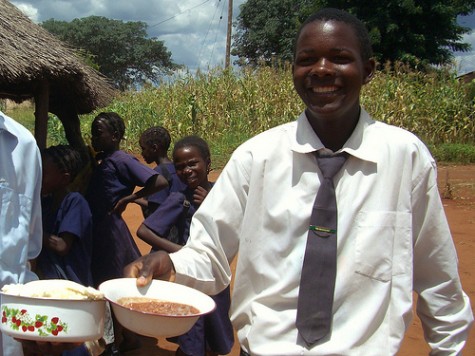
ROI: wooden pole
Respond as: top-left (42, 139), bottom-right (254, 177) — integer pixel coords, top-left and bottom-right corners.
top-left (225, 0), bottom-right (233, 69)
top-left (34, 80), bottom-right (49, 149)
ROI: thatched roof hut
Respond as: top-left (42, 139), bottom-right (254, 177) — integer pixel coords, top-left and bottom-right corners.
top-left (0, 0), bottom-right (116, 156)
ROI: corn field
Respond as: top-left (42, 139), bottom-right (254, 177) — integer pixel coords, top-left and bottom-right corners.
top-left (11, 63), bottom-right (475, 166)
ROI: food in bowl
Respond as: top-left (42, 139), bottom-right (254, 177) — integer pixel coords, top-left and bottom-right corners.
top-left (2, 279), bottom-right (104, 300)
top-left (117, 296), bottom-right (200, 316)
top-left (99, 278), bottom-right (216, 337)
top-left (1, 279), bottom-right (106, 342)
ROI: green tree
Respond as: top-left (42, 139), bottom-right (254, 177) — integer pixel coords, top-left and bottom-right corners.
top-left (233, 0), bottom-right (475, 67)
top-left (42, 16), bottom-right (179, 89)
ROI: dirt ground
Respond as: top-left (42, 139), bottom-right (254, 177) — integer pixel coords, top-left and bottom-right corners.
top-left (122, 164), bottom-right (475, 356)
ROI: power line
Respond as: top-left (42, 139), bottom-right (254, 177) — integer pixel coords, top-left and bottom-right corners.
top-left (148, 0), bottom-right (212, 28)
top-left (195, 0), bottom-right (224, 68)
top-left (207, 0), bottom-right (226, 68)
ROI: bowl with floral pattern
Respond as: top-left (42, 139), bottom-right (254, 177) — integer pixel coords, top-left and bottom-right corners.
top-left (0, 279), bottom-right (106, 342)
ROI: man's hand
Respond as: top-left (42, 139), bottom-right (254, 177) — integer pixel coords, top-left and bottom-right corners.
top-left (124, 251), bottom-right (175, 286)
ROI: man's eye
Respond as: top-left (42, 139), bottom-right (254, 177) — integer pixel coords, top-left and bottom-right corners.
top-left (296, 56), bottom-right (315, 65)
top-left (333, 56), bottom-right (351, 63)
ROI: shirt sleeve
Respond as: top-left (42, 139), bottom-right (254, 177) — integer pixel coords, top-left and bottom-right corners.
top-left (143, 192), bottom-right (185, 237)
top-left (57, 193), bottom-right (92, 241)
top-left (116, 152), bottom-right (158, 187)
top-left (27, 147), bottom-right (43, 262)
top-left (412, 152), bottom-right (473, 354)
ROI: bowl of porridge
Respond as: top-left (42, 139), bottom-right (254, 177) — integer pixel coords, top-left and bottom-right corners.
top-left (98, 278), bottom-right (216, 337)
top-left (0, 279), bottom-right (106, 342)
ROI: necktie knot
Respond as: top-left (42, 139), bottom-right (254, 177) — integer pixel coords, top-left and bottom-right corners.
top-left (316, 152), bottom-right (347, 179)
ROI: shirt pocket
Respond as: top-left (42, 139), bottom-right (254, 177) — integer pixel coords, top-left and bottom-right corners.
top-left (354, 211), bottom-right (412, 282)
top-left (0, 184), bottom-right (29, 269)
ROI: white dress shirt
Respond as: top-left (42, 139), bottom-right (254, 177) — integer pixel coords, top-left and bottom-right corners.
top-left (0, 112), bottom-right (42, 355)
top-left (171, 109), bottom-right (473, 355)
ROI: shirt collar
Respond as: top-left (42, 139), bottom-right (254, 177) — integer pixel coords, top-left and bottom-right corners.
top-left (0, 111), bottom-right (17, 138)
top-left (290, 108), bottom-right (378, 164)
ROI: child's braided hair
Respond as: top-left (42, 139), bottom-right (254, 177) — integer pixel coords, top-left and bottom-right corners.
top-left (42, 145), bottom-right (83, 181)
top-left (140, 126), bottom-right (171, 151)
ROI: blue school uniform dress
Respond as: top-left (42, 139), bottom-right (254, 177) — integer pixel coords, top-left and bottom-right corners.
top-left (143, 187), bottom-right (234, 355)
top-left (142, 162), bottom-right (186, 217)
top-left (37, 192), bottom-right (93, 287)
top-left (86, 150), bottom-right (158, 287)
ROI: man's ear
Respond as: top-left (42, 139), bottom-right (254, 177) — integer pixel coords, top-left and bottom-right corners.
top-left (363, 58), bottom-right (376, 84)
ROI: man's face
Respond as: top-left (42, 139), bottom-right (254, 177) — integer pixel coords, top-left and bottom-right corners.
top-left (292, 20), bottom-right (375, 123)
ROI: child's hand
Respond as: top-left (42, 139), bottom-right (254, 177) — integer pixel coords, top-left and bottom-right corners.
top-left (47, 234), bottom-right (68, 252)
top-left (193, 186), bottom-right (209, 206)
top-left (112, 197), bottom-right (130, 215)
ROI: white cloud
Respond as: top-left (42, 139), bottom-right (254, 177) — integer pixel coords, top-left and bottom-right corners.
top-left (454, 30), bottom-right (475, 75)
top-left (12, 2), bottom-right (39, 22)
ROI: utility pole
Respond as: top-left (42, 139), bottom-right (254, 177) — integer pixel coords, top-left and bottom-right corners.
top-left (225, 0), bottom-right (233, 69)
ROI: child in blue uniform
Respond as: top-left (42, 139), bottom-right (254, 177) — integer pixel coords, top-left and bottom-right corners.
top-left (36, 145), bottom-right (93, 287)
top-left (35, 145), bottom-right (93, 356)
top-left (85, 112), bottom-right (169, 287)
top-left (137, 136), bottom-right (234, 356)
top-left (135, 126), bottom-right (186, 218)
top-left (85, 112), bottom-right (169, 354)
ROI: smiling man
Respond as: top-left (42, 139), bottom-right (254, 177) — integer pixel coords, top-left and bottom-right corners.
top-left (125, 8), bottom-right (473, 355)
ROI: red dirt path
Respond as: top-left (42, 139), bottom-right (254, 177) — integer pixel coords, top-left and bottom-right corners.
top-left (123, 164), bottom-right (475, 356)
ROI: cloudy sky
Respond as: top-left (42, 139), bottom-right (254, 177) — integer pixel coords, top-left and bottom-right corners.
top-left (12, 0), bottom-right (247, 72)
top-left (10, 0), bottom-right (475, 75)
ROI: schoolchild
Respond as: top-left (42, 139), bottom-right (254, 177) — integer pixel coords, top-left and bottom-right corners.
top-left (125, 8), bottom-right (473, 354)
top-left (85, 112), bottom-right (168, 354)
top-left (34, 145), bottom-right (95, 356)
top-left (85, 112), bottom-right (168, 287)
top-left (137, 136), bottom-right (234, 356)
top-left (135, 126), bottom-right (186, 218)
top-left (36, 144), bottom-right (93, 287)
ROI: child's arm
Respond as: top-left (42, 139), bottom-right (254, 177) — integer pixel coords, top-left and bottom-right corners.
top-left (137, 224), bottom-right (182, 253)
top-left (133, 197), bottom-right (148, 208)
top-left (43, 232), bottom-right (75, 256)
top-left (113, 174), bottom-right (168, 215)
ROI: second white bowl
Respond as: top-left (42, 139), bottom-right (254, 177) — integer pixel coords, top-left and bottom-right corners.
top-left (99, 278), bottom-right (216, 338)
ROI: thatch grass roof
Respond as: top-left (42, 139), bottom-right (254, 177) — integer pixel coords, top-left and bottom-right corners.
top-left (0, 0), bottom-right (116, 114)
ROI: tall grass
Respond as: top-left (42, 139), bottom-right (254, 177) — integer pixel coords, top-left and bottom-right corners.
top-left (6, 64), bottom-right (475, 167)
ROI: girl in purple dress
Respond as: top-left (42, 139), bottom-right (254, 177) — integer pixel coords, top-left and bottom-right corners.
top-left (85, 112), bottom-right (168, 287)
top-left (137, 136), bottom-right (234, 356)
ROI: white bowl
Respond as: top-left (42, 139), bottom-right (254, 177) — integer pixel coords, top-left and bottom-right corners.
top-left (1, 280), bottom-right (106, 342)
top-left (99, 278), bottom-right (216, 338)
